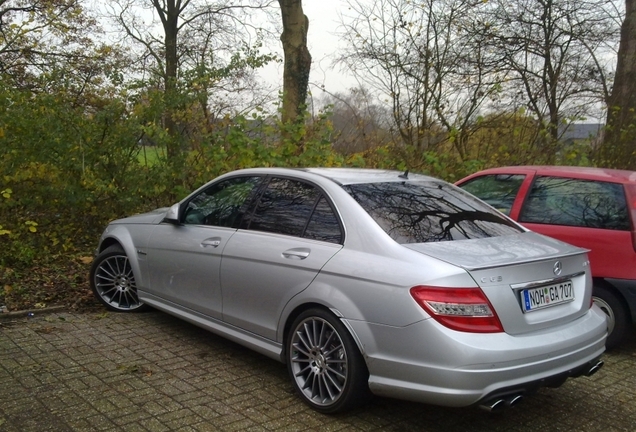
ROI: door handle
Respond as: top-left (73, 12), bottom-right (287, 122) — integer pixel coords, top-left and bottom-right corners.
top-left (282, 248), bottom-right (310, 260)
top-left (201, 237), bottom-right (222, 248)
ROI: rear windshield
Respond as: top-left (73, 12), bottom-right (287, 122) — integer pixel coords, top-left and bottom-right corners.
top-left (343, 181), bottom-right (523, 243)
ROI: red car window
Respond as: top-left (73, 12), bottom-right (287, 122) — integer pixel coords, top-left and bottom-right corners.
top-left (519, 176), bottom-right (630, 230)
top-left (458, 174), bottom-right (526, 216)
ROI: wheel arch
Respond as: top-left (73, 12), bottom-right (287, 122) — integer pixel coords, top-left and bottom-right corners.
top-left (90, 240), bottom-right (148, 312)
top-left (593, 277), bottom-right (634, 323)
top-left (96, 227), bottom-right (145, 290)
top-left (98, 237), bottom-right (123, 254)
top-left (280, 302), bottom-right (367, 365)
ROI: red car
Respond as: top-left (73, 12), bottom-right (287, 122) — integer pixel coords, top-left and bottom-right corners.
top-left (456, 166), bottom-right (636, 348)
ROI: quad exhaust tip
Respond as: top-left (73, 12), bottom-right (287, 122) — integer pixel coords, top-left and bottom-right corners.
top-left (586, 360), bottom-right (604, 377)
top-left (506, 394), bottom-right (523, 408)
top-left (479, 359), bottom-right (603, 413)
top-left (479, 394), bottom-right (523, 413)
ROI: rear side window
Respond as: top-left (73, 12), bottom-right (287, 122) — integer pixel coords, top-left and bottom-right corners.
top-left (343, 181), bottom-right (523, 243)
top-left (459, 174), bottom-right (525, 215)
top-left (519, 176), bottom-right (630, 230)
top-left (304, 196), bottom-right (343, 243)
top-left (244, 177), bottom-right (343, 243)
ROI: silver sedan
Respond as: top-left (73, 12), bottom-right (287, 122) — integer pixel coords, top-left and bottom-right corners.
top-left (90, 168), bottom-right (607, 413)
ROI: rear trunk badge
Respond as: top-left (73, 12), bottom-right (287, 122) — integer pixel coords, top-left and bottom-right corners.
top-left (553, 261), bottom-right (562, 276)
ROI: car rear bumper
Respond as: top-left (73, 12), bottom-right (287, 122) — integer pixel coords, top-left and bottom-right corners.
top-left (474, 356), bottom-right (603, 411)
top-left (346, 306), bottom-right (607, 407)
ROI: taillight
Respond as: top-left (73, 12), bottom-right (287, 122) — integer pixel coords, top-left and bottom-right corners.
top-left (410, 286), bottom-right (504, 333)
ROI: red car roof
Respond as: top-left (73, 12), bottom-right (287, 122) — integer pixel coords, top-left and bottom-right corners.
top-left (463, 166), bottom-right (636, 184)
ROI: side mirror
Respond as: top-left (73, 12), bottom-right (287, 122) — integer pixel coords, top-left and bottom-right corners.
top-left (163, 203), bottom-right (180, 225)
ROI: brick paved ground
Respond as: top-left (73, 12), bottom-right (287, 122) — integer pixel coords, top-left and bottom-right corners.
top-left (1, 309), bottom-right (636, 431)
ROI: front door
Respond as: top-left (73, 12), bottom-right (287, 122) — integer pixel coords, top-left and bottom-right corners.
top-left (144, 175), bottom-right (264, 318)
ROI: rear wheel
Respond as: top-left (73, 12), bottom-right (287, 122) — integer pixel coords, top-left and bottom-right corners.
top-left (90, 245), bottom-right (147, 312)
top-left (286, 308), bottom-right (369, 413)
top-left (592, 284), bottom-right (629, 349)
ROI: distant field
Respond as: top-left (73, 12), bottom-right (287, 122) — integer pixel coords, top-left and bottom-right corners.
top-left (137, 146), bottom-right (164, 166)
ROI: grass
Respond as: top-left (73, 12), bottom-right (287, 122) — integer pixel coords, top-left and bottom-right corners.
top-left (137, 145), bottom-right (164, 166)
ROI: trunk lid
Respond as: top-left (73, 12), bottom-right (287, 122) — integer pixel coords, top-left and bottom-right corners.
top-left (406, 232), bottom-right (593, 335)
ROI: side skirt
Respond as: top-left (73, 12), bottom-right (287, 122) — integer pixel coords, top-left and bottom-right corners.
top-left (140, 291), bottom-right (284, 362)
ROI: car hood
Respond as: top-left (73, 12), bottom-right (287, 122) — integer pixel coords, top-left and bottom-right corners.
top-left (404, 232), bottom-right (587, 270)
top-left (111, 207), bottom-right (169, 225)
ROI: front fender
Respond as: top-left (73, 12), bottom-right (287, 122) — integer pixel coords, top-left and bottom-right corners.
top-left (97, 224), bottom-right (156, 290)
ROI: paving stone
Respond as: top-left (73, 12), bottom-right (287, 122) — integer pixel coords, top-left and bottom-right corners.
top-left (2, 310), bottom-right (636, 431)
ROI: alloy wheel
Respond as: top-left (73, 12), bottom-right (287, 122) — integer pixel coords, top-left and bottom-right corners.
top-left (93, 253), bottom-right (143, 311)
top-left (289, 316), bottom-right (348, 407)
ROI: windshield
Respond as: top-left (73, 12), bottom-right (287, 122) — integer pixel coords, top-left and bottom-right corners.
top-left (343, 181), bottom-right (523, 243)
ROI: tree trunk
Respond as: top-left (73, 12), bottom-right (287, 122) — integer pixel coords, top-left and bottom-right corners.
top-left (598, 0), bottom-right (636, 169)
top-left (162, 0), bottom-right (181, 160)
top-left (278, 0), bottom-right (312, 125)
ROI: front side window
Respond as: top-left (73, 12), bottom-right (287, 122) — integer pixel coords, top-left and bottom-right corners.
top-left (459, 174), bottom-right (526, 215)
top-left (343, 181), bottom-right (523, 243)
top-left (182, 176), bottom-right (262, 228)
top-left (519, 176), bottom-right (630, 230)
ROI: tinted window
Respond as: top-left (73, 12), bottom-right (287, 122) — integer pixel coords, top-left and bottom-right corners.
top-left (183, 176), bottom-right (262, 228)
top-left (343, 181), bottom-right (523, 243)
top-left (247, 178), bottom-right (319, 237)
top-left (304, 196), bottom-right (343, 244)
top-left (519, 176), bottom-right (630, 230)
top-left (460, 174), bottom-right (525, 215)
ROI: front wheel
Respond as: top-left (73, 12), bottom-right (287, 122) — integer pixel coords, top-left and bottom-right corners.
top-left (592, 284), bottom-right (629, 349)
top-left (286, 308), bottom-right (370, 414)
top-left (90, 245), bottom-right (147, 312)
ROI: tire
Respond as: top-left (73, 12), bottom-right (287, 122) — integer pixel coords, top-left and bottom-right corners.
top-left (286, 308), bottom-right (370, 414)
top-left (90, 245), bottom-right (148, 312)
top-left (592, 284), bottom-right (629, 350)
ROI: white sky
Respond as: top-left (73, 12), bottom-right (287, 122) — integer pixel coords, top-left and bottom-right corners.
top-left (260, 0), bottom-right (359, 98)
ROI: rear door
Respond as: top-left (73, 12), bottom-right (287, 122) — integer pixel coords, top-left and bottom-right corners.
top-left (518, 175), bottom-right (633, 279)
top-left (220, 176), bottom-right (344, 340)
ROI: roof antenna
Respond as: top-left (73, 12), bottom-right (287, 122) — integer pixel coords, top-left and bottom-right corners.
top-left (398, 169), bottom-right (409, 179)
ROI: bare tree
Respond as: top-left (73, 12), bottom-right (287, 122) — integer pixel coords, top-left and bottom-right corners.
top-left (105, 0), bottom-right (276, 158)
top-left (337, 0), bottom-right (620, 164)
top-left (316, 86), bottom-right (392, 154)
top-left (485, 0), bottom-right (619, 144)
top-left (278, 0), bottom-right (311, 126)
top-left (337, 0), bottom-right (500, 160)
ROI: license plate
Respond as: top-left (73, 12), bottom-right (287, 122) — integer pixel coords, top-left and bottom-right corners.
top-left (521, 281), bottom-right (574, 312)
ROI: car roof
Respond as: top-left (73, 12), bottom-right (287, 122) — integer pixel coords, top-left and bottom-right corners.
top-left (465, 166), bottom-right (636, 184)
top-left (222, 167), bottom-right (439, 185)
top-left (300, 168), bottom-right (438, 185)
